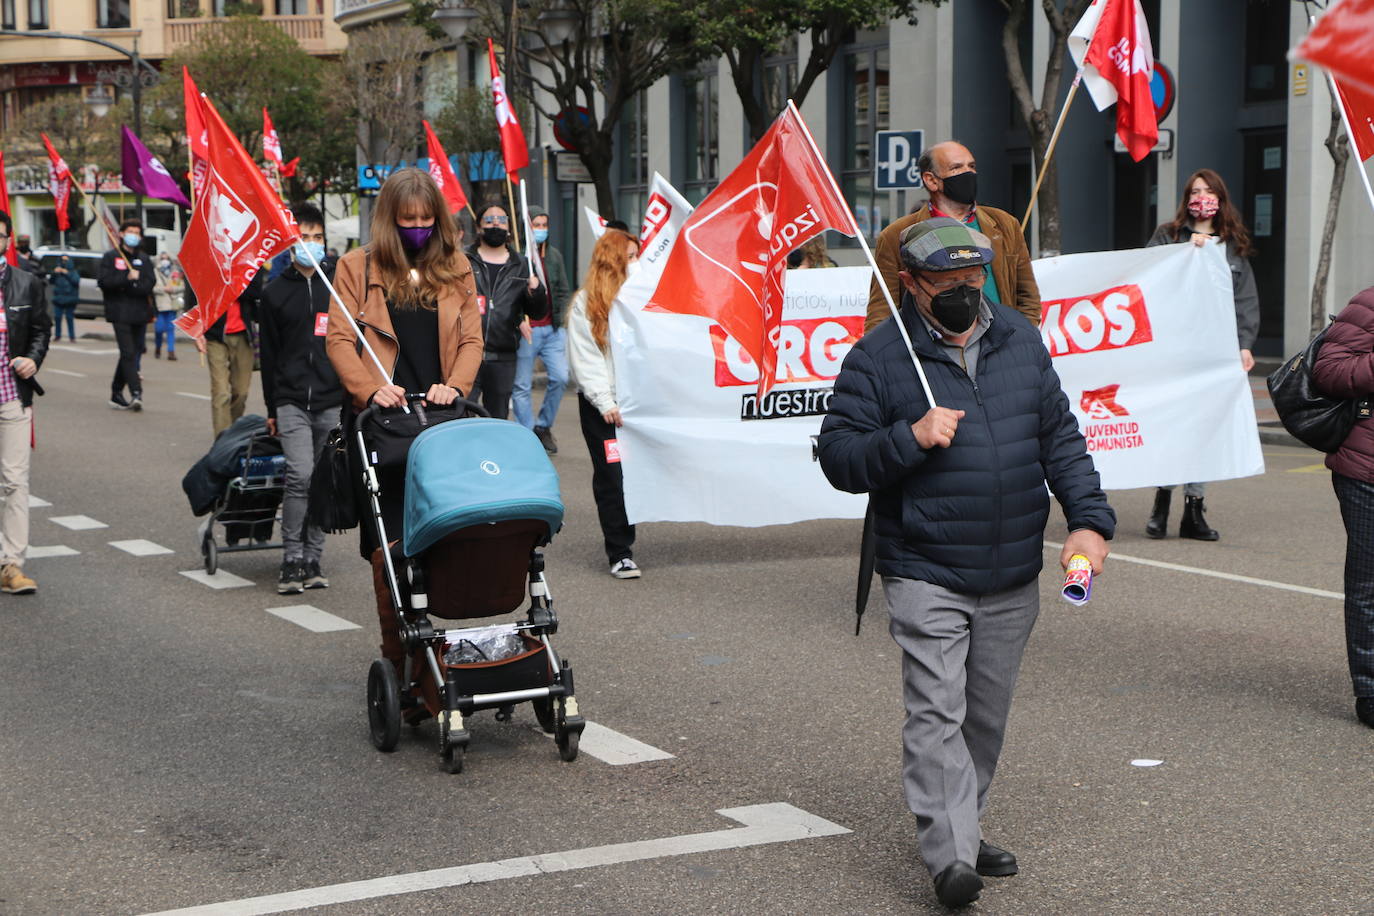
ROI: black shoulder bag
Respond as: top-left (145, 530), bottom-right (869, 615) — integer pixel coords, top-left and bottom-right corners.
top-left (1266, 325), bottom-right (1372, 453)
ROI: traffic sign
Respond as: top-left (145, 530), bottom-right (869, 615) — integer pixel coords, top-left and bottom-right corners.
top-left (875, 129), bottom-right (925, 190)
top-left (1151, 61), bottom-right (1175, 122)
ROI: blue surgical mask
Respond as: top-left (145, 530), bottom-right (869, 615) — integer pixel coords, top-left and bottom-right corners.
top-left (293, 240), bottom-right (326, 266)
top-left (123, 233), bottom-right (141, 248)
top-left (532, 228), bottom-right (549, 244)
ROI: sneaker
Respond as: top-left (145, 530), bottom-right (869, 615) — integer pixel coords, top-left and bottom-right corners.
top-left (128, 394), bottom-right (143, 412)
top-left (109, 392), bottom-right (130, 410)
top-left (610, 558), bottom-right (641, 579)
top-left (277, 560), bottom-right (304, 595)
top-left (167, 352), bottom-right (178, 361)
top-left (533, 425), bottom-right (558, 454)
top-left (2, 564), bottom-right (36, 595)
top-left (302, 559), bottom-right (329, 590)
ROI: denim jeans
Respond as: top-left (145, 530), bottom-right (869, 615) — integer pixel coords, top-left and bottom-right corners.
top-left (52, 305), bottom-right (76, 341)
top-left (154, 310), bottom-right (177, 354)
top-left (512, 325), bottom-right (568, 429)
top-left (276, 403), bottom-right (340, 563)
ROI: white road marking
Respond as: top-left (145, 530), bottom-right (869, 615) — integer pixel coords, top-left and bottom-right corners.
top-left (28, 495), bottom-right (50, 508)
top-left (553, 721), bottom-right (675, 766)
top-left (179, 569), bottom-right (253, 589)
top-left (266, 604), bottom-right (361, 633)
top-left (110, 539), bottom-right (174, 557)
top-left (139, 803), bottom-right (850, 916)
top-left (1046, 541), bottom-right (1344, 600)
top-left (28, 545), bottom-right (79, 558)
top-left (49, 344), bottom-right (119, 355)
top-left (45, 368), bottom-right (86, 377)
top-left (177, 391), bottom-right (212, 401)
top-left (49, 515), bottom-right (108, 530)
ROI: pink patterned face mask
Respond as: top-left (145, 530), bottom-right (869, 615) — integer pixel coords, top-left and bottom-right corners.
top-left (1187, 195), bottom-right (1220, 219)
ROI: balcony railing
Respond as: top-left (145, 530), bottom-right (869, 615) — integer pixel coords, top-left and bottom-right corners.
top-left (165, 16), bottom-right (328, 54)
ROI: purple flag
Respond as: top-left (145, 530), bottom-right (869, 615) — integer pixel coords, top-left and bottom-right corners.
top-left (120, 126), bottom-right (192, 209)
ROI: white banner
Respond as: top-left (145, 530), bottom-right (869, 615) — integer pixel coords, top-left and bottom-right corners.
top-left (612, 266), bottom-right (869, 526)
top-left (1034, 241), bottom-right (1263, 489)
top-left (609, 241), bottom-right (1263, 527)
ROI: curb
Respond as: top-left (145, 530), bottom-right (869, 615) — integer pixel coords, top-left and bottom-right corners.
top-left (1258, 424), bottom-right (1311, 450)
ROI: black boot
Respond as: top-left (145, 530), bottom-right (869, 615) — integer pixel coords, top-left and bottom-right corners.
top-left (1145, 489), bottom-right (1171, 539)
top-left (1179, 495), bottom-right (1219, 540)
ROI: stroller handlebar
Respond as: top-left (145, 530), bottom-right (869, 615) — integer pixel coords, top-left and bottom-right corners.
top-left (356, 394), bottom-right (490, 430)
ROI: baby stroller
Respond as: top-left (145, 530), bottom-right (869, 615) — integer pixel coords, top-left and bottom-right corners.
top-left (357, 397), bottom-right (585, 773)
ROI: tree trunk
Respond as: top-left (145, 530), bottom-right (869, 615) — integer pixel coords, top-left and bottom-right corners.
top-left (582, 129), bottom-right (618, 220)
top-left (1311, 91), bottom-right (1351, 337)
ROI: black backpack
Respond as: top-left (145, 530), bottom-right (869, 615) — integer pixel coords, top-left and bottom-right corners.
top-left (1266, 325), bottom-right (1371, 453)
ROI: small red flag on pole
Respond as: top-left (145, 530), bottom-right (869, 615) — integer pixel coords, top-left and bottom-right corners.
top-left (423, 120), bottom-right (469, 215)
top-left (40, 134), bottom-right (73, 232)
top-left (487, 38), bottom-right (529, 181)
top-left (0, 151), bottom-right (17, 267)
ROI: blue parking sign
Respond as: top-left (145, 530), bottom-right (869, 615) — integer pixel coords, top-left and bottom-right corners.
top-left (875, 130), bottom-right (925, 190)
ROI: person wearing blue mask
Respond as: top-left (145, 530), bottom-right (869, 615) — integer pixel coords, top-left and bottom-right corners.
top-left (97, 218), bottom-right (156, 411)
top-left (512, 205), bottom-right (571, 452)
top-left (259, 202), bottom-right (342, 595)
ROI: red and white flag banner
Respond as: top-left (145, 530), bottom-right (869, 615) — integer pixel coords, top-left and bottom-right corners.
top-left (1068, 0), bottom-right (1159, 161)
top-left (423, 119), bottom-right (469, 215)
top-left (176, 94), bottom-right (298, 339)
top-left (183, 67), bottom-right (210, 198)
top-left (1293, 0), bottom-right (1374, 96)
top-left (0, 151), bottom-right (17, 267)
top-left (487, 38), bottom-right (529, 181)
top-left (40, 133), bottom-right (73, 232)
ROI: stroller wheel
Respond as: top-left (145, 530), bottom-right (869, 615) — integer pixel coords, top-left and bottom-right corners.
top-left (556, 728), bottom-right (579, 762)
top-left (532, 698), bottom-right (556, 734)
top-left (442, 742), bottom-right (465, 774)
top-left (202, 536), bottom-right (217, 576)
top-left (367, 660), bottom-right (401, 752)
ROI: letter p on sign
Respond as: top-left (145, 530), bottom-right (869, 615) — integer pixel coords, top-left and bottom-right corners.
top-left (875, 129), bottom-right (925, 190)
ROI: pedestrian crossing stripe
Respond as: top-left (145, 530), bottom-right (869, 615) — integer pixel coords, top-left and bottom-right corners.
top-left (179, 569), bottom-right (253, 589)
top-left (267, 604), bottom-right (361, 633)
top-left (50, 515), bottom-right (107, 530)
top-left (110, 539), bottom-right (174, 556)
top-left (28, 545), bottom-right (79, 558)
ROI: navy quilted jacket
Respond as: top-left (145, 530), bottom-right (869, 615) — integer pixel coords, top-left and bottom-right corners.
top-left (818, 300), bottom-right (1115, 595)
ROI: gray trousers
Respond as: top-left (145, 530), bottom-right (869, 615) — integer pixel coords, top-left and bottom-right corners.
top-left (276, 403), bottom-right (340, 563)
top-left (1159, 483), bottom-right (1205, 498)
top-left (883, 576), bottom-right (1040, 877)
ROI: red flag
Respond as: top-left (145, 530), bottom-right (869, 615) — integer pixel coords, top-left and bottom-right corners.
top-left (487, 39), bottom-right (529, 180)
top-left (0, 151), bottom-right (16, 267)
top-left (1294, 0), bottom-right (1374, 96)
top-left (280, 156), bottom-right (299, 178)
top-left (423, 120), bottom-right (469, 214)
top-left (183, 67), bottom-right (209, 198)
top-left (649, 105), bottom-right (858, 398)
top-left (1336, 78), bottom-right (1374, 162)
top-left (175, 93), bottom-right (298, 339)
top-left (1071, 0), bottom-right (1158, 162)
top-left (40, 134), bottom-right (73, 232)
top-left (262, 107), bottom-right (283, 166)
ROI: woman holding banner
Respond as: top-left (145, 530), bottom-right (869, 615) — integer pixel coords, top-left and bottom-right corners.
top-left (326, 168), bottom-right (484, 675)
top-left (567, 228), bottom-right (643, 580)
top-left (1144, 168), bottom-right (1259, 541)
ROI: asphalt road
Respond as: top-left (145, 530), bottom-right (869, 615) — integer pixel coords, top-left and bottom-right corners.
top-left (1, 321), bottom-right (1371, 916)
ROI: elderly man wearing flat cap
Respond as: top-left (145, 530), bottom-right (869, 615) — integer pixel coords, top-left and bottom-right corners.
top-left (818, 218), bottom-right (1115, 909)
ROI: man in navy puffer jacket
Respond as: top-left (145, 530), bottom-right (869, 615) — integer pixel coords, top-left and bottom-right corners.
top-left (818, 219), bottom-right (1115, 908)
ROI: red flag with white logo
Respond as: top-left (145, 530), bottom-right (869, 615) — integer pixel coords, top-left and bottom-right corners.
top-left (175, 94), bottom-right (298, 339)
top-left (183, 67), bottom-right (209, 198)
top-left (487, 39), bottom-right (529, 181)
top-left (0, 151), bottom-right (16, 267)
top-left (648, 105), bottom-right (858, 397)
top-left (1069, 0), bottom-right (1158, 161)
top-left (423, 120), bottom-right (469, 214)
top-left (40, 133), bottom-right (73, 232)
top-left (262, 107), bottom-right (283, 166)
top-left (1335, 77), bottom-right (1374, 162)
top-left (1294, 0), bottom-right (1374, 96)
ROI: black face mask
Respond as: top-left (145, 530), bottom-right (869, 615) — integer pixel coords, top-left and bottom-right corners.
top-left (936, 170), bottom-right (977, 206)
top-left (481, 227), bottom-right (509, 248)
top-left (929, 284), bottom-right (981, 334)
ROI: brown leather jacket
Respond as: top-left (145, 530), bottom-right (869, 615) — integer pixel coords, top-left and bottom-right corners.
top-left (864, 203), bottom-right (1042, 334)
top-left (325, 246), bottom-right (484, 408)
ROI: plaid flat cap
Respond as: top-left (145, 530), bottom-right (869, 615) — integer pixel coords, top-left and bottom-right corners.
top-left (898, 217), bottom-right (994, 271)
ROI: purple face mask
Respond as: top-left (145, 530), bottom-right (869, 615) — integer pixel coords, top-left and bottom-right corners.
top-left (397, 224), bottom-right (434, 251)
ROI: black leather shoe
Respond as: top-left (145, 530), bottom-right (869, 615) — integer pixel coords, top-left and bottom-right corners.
top-left (933, 862), bottom-right (983, 908)
top-left (1357, 697), bottom-right (1374, 729)
top-left (976, 840), bottom-right (1018, 877)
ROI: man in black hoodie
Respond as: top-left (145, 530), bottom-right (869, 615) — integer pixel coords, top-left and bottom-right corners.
top-left (97, 218), bottom-right (155, 411)
top-left (259, 203), bottom-right (341, 595)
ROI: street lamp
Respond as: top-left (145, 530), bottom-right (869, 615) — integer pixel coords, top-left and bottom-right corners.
top-left (85, 84), bottom-right (115, 119)
top-left (432, 1), bottom-right (480, 41)
top-left (536, 2), bottom-right (579, 45)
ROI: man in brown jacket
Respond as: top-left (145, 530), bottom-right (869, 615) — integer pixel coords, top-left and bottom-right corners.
top-left (865, 141), bottom-right (1041, 334)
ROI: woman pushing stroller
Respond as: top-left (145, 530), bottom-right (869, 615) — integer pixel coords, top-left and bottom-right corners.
top-left (325, 168), bottom-right (495, 676)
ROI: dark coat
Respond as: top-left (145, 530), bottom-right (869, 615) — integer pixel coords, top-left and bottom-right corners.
top-left (180, 414), bottom-right (270, 516)
top-left (818, 298), bottom-right (1115, 594)
top-left (97, 247), bottom-right (156, 324)
top-left (49, 259), bottom-right (81, 306)
top-left (538, 244), bottom-right (571, 327)
top-left (1313, 288), bottom-right (1374, 484)
top-left (259, 263), bottom-right (343, 419)
top-left (204, 270), bottom-right (264, 343)
top-left (0, 265), bottom-right (51, 408)
top-left (465, 245), bottom-right (547, 356)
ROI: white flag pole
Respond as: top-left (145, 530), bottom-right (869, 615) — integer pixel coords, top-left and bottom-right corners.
top-left (517, 177), bottom-right (547, 289)
top-left (296, 242), bottom-right (393, 388)
top-left (786, 99), bottom-right (937, 408)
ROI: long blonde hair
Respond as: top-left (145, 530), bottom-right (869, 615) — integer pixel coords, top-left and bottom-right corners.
top-left (368, 168), bottom-right (469, 309)
top-left (579, 229), bottom-right (638, 350)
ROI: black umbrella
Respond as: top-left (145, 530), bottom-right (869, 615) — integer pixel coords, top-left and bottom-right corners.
top-left (855, 503), bottom-right (877, 635)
